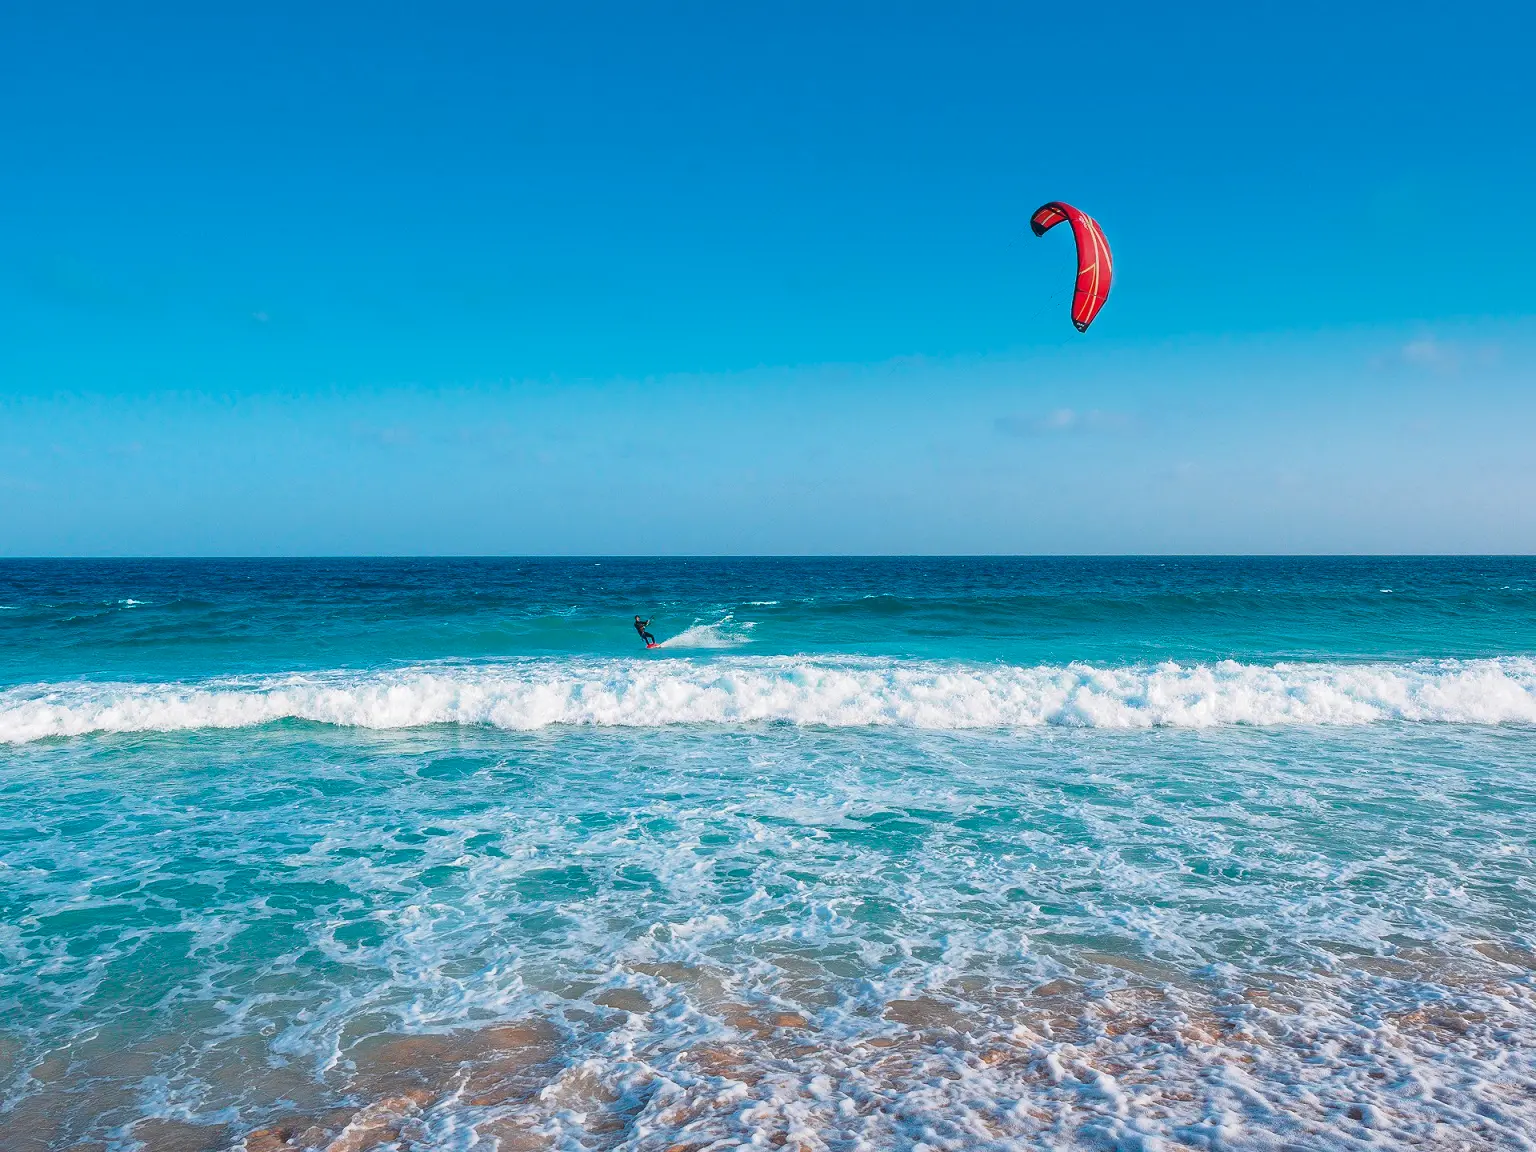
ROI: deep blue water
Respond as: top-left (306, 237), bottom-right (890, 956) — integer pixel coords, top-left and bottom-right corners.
top-left (3, 556), bottom-right (1535, 684)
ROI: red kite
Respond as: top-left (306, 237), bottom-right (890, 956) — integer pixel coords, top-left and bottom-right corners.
top-left (1030, 201), bottom-right (1113, 332)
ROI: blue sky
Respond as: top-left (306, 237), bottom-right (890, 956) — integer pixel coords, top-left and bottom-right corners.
top-left (2, 1), bottom-right (1533, 554)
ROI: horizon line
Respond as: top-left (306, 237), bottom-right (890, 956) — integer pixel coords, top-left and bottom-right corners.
top-left (2, 553), bottom-right (1534, 562)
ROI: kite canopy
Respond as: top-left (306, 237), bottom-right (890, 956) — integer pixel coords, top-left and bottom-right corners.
top-left (1030, 201), bottom-right (1112, 332)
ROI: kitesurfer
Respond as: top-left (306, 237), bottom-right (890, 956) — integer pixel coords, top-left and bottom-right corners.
top-left (634, 616), bottom-right (657, 647)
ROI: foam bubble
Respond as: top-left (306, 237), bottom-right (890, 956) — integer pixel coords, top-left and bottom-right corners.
top-left (3, 655), bottom-right (1536, 743)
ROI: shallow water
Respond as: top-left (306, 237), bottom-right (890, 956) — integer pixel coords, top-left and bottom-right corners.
top-left (1, 559), bottom-right (1534, 1150)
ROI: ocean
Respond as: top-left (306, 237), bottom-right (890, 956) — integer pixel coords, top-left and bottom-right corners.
top-left (2, 557), bottom-right (1533, 1151)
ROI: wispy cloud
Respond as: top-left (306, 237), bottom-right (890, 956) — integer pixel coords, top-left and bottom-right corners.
top-left (1371, 334), bottom-right (1502, 376)
top-left (1402, 336), bottom-right (1456, 372)
top-left (994, 408), bottom-right (1134, 437)
top-left (350, 423), bottom-right (416, 447)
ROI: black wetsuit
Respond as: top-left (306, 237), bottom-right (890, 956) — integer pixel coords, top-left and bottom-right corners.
top-left (634, 618), bottom-right (656, 646)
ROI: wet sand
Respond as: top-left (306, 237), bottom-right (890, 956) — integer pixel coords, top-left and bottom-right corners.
top-left (10, 944), bottom-right (1534, 1151)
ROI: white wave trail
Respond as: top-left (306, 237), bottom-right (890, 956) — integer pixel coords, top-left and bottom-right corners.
top-left (655, 624), bottom-right (746, 649)
top-left (3, 657), bottom-right (1536, 743)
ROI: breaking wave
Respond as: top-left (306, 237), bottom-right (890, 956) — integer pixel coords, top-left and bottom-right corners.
top-left (4, 656), bottom-right (1536, 744)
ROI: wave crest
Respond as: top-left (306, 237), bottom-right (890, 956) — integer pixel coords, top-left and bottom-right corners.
top-left (4, 656), bottom-right (1536, 744)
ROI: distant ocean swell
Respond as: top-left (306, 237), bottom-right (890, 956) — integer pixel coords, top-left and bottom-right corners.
top-left (5, 656), bottom-right (1536, 742)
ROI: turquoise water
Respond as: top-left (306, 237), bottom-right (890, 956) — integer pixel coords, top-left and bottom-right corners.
top-left (2, 559), bottom-right (1534, 1150)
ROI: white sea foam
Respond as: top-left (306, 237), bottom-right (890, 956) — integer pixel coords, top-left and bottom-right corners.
top-left (4, 656), bottom-right (1536, 743)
